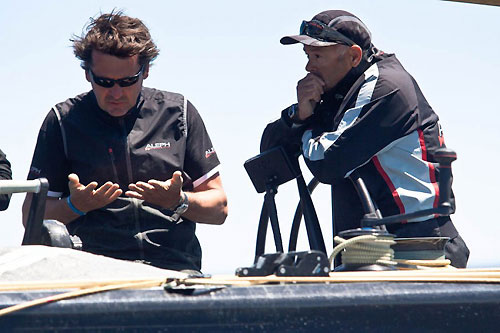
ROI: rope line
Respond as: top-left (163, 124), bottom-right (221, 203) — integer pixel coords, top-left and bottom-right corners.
top-left (329, 234), bottom-right (397, 269)
top-left (0, 279), bottom-right (165, 317)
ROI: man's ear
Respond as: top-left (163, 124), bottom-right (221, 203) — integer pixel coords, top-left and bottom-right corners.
top-left (85, 69), bottom-right (91, 83)
top-left (142, 64), bottom-right (150, 80)
top-left (350, 45), bottom-right (363, 67)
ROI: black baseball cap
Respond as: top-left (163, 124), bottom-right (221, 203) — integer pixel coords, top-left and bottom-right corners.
top-left (280, 10), bottom-right (372, 50)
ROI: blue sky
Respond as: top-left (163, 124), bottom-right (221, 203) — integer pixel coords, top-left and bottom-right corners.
top-left (1, 0), bottom-right (499, 273)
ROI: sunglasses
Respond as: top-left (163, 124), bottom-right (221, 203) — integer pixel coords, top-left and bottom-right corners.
top-left (89, 65), bottom-right (144, 88)
top-left (300, 20), bottom-right (355, 46)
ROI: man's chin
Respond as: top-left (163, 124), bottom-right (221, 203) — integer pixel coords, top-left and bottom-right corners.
top-left (103, 103), bottom-right (131, 117)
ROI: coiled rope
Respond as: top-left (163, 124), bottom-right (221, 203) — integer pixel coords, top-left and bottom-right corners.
top-left (329, 234), bottom-right (397, 269)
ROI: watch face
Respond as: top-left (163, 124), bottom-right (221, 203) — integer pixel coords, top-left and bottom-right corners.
top-left (176, 202), bottom-right (188, 214)
top-left (171, 193), bottom-right (189, 223)
top-left (174, 192), bottom-right (189, 215)
top-left (287, 105), bottom-right (296, 118)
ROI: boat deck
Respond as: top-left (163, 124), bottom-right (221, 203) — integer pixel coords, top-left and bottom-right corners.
top-left (1, 280), bottom-right (500, 331)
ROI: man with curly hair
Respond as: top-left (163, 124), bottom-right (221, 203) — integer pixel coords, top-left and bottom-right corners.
top-left (23, 12), bottom-right (228, 273)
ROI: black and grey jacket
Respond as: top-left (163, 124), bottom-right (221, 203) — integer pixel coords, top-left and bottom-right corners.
top-left (261, 53), bottom-right (468, 266)
top-left (28, 87), bottom-right (220, 271)
top-left (0, 148), bottom-right (12, 211)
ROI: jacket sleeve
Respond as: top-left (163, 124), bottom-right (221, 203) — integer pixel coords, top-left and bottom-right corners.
top-left (0, 148), bottom-right (12, 211)
top-left (260, 105), bottom-right (309, 158)
top-left (183, 99), bottom-right (221, 189)
top-left (27, 109), bottom-right (70, 197)
top-left (303, 83), bottom-right (419, 184)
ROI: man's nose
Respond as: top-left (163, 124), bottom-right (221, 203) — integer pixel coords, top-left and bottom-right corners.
top-left (109, 84), bottom-right (123, 98)
top-left (305, 60), bottom-right (315, 73)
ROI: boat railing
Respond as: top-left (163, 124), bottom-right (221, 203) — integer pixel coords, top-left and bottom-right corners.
top-left (0, 178), bottom-right (80, 249)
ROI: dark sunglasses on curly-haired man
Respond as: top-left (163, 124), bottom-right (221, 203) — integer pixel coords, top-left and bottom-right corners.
top-left (89, 65), bottom-right (145, 88)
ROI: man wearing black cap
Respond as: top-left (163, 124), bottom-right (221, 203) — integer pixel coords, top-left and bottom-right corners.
top-left (260, 10), bottom-right (469, 267)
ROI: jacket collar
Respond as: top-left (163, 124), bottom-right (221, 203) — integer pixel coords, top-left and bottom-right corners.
top-left (88, 90), bottom-right (144, 125)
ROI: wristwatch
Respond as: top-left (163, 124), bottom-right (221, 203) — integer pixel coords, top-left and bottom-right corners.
top-left (287, 104), bottom-right (298, 119)
top-left (170, 192), bottom-right (189, 223)
top-left (285, 104), bottom-right (306, 127)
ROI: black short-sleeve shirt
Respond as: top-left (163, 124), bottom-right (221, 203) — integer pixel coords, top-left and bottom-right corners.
top-left (27, 87), bottom-right (220, 271)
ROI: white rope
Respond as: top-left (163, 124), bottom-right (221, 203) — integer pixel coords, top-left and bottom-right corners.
top-left (329, 234), bottom-right (397, 269)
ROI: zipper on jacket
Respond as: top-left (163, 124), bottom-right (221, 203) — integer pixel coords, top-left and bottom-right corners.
top-left (108, 148), bottom-right (120, 184)
top-left (119, 118), bottom-right (145, 261)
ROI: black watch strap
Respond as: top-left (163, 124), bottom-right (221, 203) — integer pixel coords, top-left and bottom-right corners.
top-left (282, 104), bottom-right (306, 127)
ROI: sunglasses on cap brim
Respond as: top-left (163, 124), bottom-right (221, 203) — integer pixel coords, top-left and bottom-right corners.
top-left (89, 65), bottom-right (145, 88)
top-left (300, 20), bottom-right (355, 46)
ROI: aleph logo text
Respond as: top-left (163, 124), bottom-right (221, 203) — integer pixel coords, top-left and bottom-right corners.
top-left (145, 142), bottom-right (171, 151)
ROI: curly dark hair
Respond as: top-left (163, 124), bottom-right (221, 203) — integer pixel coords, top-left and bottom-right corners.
top-left (72, 11), bottom-right (159, 69)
